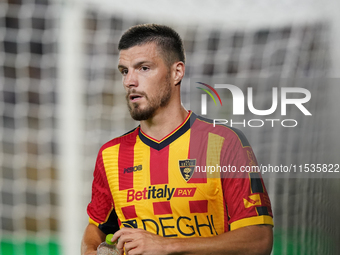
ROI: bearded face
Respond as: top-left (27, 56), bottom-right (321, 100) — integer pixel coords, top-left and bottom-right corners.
top-left (119, 43), bottom-right (175, 121)
top-left (126, 73), bottom-right (172, 121)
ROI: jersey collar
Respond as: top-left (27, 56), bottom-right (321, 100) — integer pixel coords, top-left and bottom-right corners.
top-left (138, 111), bottom-right (196, 150)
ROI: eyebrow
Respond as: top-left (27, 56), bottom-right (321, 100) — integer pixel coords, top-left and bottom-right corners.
top-left (118, 60), bottom-right (153, 70)
top-left (117, 64), bottom-right (126, 70)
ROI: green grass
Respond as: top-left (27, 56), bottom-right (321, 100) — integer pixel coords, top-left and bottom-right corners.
top-left (272, 228), bottom-right (336, 255)
top-left (0, 237), bottom-right (60, 255)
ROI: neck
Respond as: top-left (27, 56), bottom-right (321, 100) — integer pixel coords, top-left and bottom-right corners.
top-left (140, 104), bottom-right (189, 141)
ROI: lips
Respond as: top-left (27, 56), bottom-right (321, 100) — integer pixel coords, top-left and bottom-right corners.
top-left (129, 93), bottom-right (143, 102)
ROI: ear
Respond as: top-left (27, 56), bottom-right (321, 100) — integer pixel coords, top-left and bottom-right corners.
top-left (172, 61), bottom-right (185, 86)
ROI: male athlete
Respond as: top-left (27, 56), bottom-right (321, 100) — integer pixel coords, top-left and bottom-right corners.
top-left (81, 24), bottom-right (273, 255)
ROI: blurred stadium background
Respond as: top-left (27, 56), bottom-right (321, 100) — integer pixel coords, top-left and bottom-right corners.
top-left (1, 0), bottom-right (340, 254)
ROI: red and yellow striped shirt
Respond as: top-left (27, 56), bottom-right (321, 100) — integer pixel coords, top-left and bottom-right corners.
top-left (87, 111), bottom-right (273, 237)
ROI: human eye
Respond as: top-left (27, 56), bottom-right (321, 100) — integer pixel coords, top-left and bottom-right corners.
top-left (120, 68), bottom-right (128, 76)
top-left (140, 66), bottom-right (150, 72)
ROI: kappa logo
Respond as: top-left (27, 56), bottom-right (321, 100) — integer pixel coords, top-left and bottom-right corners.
top-left (124, 164), bottom-right (142, 174)
top-left (179, 159), bottom-right (196, 182)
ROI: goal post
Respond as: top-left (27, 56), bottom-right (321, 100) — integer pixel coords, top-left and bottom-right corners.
top-left (57, 0), bottom-right (86, 255)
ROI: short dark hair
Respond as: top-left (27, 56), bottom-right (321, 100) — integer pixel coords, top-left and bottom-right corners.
top-left (118, 24), bottom-right (185, 66)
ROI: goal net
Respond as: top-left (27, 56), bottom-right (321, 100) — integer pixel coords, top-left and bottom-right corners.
top-left (0, 0), bottom-right (59, 254)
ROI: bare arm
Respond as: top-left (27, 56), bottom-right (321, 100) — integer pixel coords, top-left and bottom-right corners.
top-left (81, 223), bottom-right (106, 255)
top-left (113, 224), bottom-right (273, 255)
top-left (168, 225), bottom-right (273, 255)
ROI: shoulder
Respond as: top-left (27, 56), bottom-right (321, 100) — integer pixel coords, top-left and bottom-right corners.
top-left (98, 126), bottom-right (140, 153)
top-left (192, 113), bottom-right (250, 147)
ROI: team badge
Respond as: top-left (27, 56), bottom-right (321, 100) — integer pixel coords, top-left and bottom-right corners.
top-left (179, 159), bottom-right (196, 182)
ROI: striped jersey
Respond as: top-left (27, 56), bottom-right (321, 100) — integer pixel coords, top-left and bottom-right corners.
top-left (87, 111), bottom-right (273, 237)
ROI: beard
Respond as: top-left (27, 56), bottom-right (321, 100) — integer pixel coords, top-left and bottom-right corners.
top-left (126, 75), bottom-right (172, 121)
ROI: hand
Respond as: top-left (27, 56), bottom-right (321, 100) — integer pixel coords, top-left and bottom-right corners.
top-left (112, 228), bottom-right (171, 255)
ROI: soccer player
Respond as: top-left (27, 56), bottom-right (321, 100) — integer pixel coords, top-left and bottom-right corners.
top-left (81, 24), bottom-right (273, 255)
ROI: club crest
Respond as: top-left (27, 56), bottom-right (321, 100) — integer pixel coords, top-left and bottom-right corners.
top-left (179, 159), bottom-right (196, 182)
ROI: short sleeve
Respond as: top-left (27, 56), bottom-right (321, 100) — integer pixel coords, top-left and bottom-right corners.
top-left (87, 149), bottom-right (119, 234)
top-left (221, 131), bottom-right (273, 231)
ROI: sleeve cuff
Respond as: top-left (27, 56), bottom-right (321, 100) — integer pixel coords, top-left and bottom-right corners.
top-left (230, 215), bottom-right (274, 231)
top-left (89, 217), bottom-right (100, 227)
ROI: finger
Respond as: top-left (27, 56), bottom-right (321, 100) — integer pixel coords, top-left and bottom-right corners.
top-left (116, 243), bottom-right (125, 255)
top-left (124, 240), bottom-right (139, 255)
top-left (116, 233), bottom-right (137, 250)
top-left (116, 237), bottom-right (127, 250)
top-left (111, 229), bottom-right (122, 243)
top-left (118, 233), bottom-right (136, 243)
top-left (111, 227), bottom-right (133, 242)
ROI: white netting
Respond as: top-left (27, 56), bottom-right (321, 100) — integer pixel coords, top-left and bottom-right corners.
top-left (0, 0), bottom-right (59, 254)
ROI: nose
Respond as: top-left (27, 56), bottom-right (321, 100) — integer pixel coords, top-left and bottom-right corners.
top-left (123, 69), bottom-right (138, 88)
